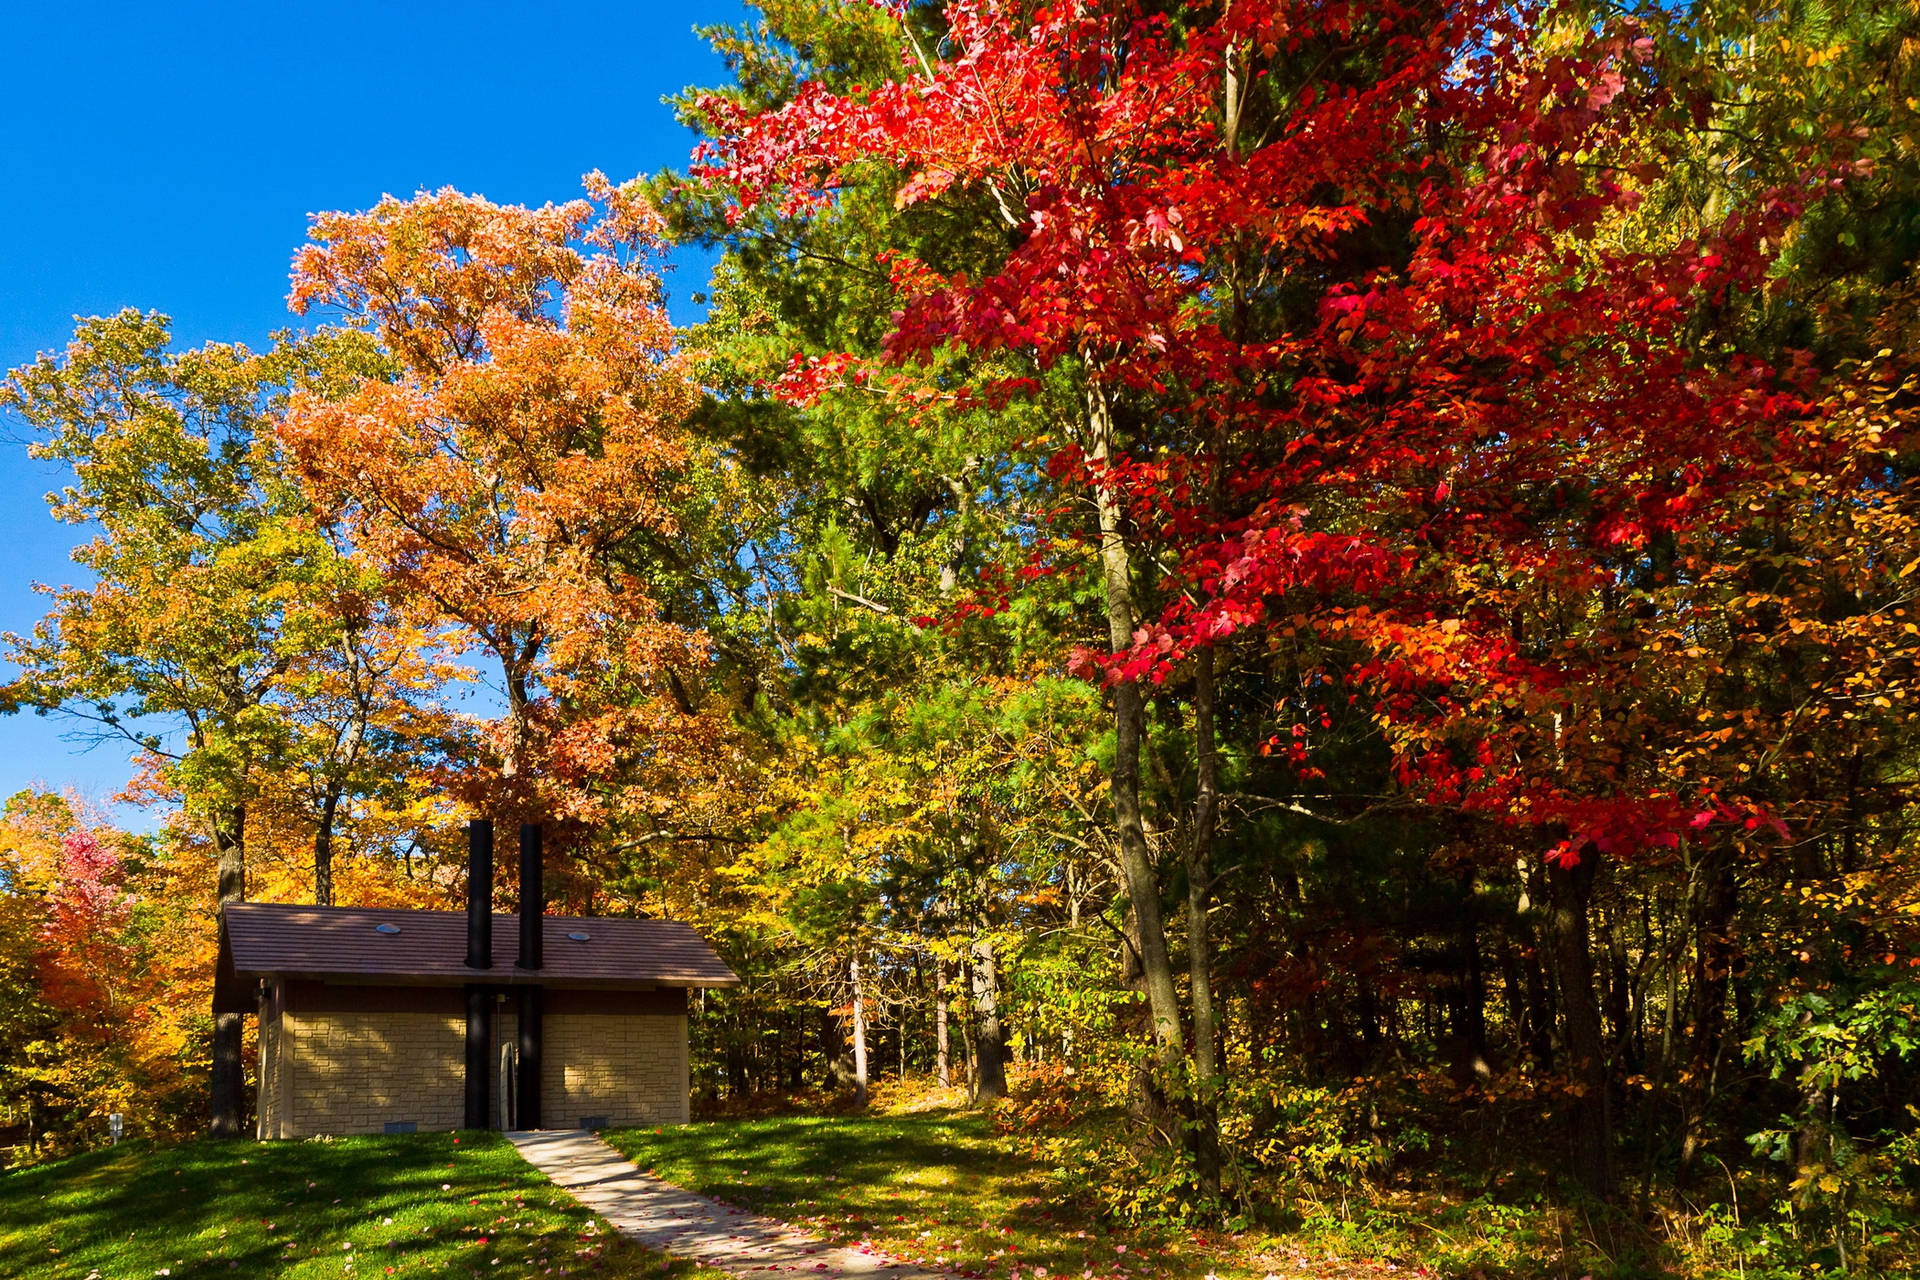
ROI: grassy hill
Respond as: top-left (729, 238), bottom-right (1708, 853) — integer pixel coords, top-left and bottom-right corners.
top-left (605, 1107), bottom-right (1270, 1280)
top-left (0, 1131), bottom-right (714, 1280)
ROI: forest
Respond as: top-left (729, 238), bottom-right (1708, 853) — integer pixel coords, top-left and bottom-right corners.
top-left (2, 1), bottom-right (1918, 1276)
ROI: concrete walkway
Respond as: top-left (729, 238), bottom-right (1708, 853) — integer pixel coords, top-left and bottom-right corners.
top-left (508, 1129), bottom-right (954, 1279)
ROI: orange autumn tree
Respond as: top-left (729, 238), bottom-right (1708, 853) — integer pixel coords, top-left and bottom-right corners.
top-left (253, 573), bottom-right (473, 907)
top-left (280, 179), bottom-right (712, 824)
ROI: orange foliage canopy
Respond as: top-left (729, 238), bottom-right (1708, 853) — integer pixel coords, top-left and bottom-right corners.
top-left (280, 178), bottom-right (710, 819)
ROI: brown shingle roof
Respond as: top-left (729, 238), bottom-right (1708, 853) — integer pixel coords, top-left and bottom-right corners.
top-left (216, 903), bottom-right (737, 1011)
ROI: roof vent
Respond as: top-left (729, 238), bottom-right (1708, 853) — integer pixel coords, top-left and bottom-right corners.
top-left (375, 923), bottom-right (402, 935)
top-left (567, 931), bottom-right (590, 942)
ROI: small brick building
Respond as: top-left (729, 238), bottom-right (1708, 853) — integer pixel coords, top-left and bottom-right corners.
top-left (216, 900), bottom-right (737, 1138)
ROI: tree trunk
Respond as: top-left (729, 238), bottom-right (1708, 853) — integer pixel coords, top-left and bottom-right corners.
top-left (1187, 644), bottom-right (1223, 1198)
top-left (1497, 935), bottom-right (1528, 1061)
top-left (1548, 850), bottom-right (1613, 1198)
top-left (935, 960), bottom-right (951, 1087)
top-left (727, 1032), bottom-right (749, 1098)
top-left (970, 936), bottom-right (1007, 1102)
top-left (1602, 910), bottom-right (1635, 1067)
top-left (313, 787), bottom-right (341, 907)
top-left (850, 956), bottom-right (870, 1108)
top-left (823, 1004), bottom-right (857, 1095)
top-left (1793, 1082), bottom-right (1834, 1185)
top-left (1678, 851), bottom-right (1738, 1184)
top-left (1189, 647), bottom-right (1221, 1082)
top-left (962, 981), bottom-right (977, 1089)
top-left (1087, 381), bottom-right (1185, 1079)
top-left (499, 637), bottom-right (540, 783)
top-left (1450, 912), bottom-right (1493, 1083)
top-left (1356, 972), bottom-right (1383, 1058)
top-left (1118, 887), bottom-right (1175, 1130)
top-left (316, 627), bottom-right (369, 908)
top-left (1518, 858), bottom-right (1557, 1071)
top-left (209, 804), bottom-right (247, 1139)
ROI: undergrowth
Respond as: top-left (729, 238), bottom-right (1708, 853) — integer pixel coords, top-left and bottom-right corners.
top-left (624, 1067), bottom-right (1920, 1280)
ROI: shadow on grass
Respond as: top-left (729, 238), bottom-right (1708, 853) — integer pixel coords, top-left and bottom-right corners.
top-left (0, 1131), bottom-right (705, 1280)
top-left (606, 1108), bottom-right (1143, 1278)
top-left (618, 1108), bottom-right (1032, 1199)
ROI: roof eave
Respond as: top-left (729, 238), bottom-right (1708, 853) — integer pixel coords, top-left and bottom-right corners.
top-left (233, 969), bottom-right (740, 991)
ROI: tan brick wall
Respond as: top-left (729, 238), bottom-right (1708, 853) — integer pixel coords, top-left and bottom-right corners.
top-left (260, 985), bottom-right (690, 1137)
top-left (280, 1008), bottom-right (465, 1136)
top-left (548, 1013), bottom-right (689, 1127)
top-left (498, 1011), bottom-right (690, 1128)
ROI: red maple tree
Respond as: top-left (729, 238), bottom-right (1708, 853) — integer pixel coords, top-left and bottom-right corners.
top-left (693, 0), bottom-right (1907, 1195)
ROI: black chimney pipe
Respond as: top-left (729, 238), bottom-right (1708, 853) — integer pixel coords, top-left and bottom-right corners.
top-left (515, 822), bottom-right (543, 1129)
top-left (466, 819), bottom-right (493, 970)
top-left (515, 985), bottom-right (543, 1130)
top-left (463, 986), bottom-right (490, 1130)
top-left (463, 818), bottom-right (494, 1130)
top-left (517, 823), bottom-right (542, 970)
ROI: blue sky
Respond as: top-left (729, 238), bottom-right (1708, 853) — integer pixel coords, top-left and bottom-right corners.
top-left (0, 0), bottom-right (744, 825)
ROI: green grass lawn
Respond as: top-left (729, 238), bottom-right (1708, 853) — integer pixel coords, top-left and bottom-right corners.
top-left (604, 1105), bottom-right (1861, 1280)
top-left (603, 1109), bottom-right (1275, 1280)
top-left (0, 1132), bottom-right (724, 1280)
